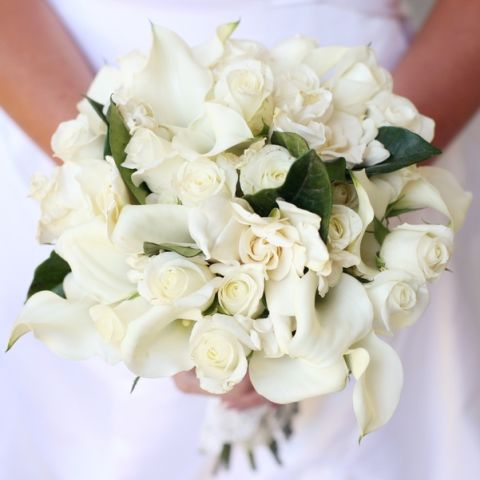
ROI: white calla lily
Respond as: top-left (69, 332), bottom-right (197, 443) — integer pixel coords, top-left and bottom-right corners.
top-left (250, 272), bottom-right (373, 403)
top-left (122, 306), bottom-right (201, 377)
top-left (349, 171), bottom-right (380, 279)
top-left (173, 102), bottom-right (252, 157)
top-left (8, 291), bottom-right (101, 359)
top-left (391, 166), bottom-right (472, 232)
top-left (351, 168), bottom-right (392, 220)
top-left (128, 24), bottom-right (212, 128)
top-left (346, 332), bottom-right (403, 438)
top-left (193, 21), bottom-right (239, 67)
top-left (112, 204), bottom-right (192, 253)
top-left (250, 354), bottom-right (349, 404)
top-left (56, 219), bottom-right (134, 304)
top-left (188, 197), bottom-right (247, 263)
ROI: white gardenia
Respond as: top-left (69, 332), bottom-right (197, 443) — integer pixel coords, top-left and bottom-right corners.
top-left (380, 224), bottom-right (454, 282)
top-left (240, 144), bottom-right (295, 195)
top-left (174, 158), bottom-right (237, 206)
top-left (234, 201), bottom-right (329, 281)
top-left (10, 22), bottom-right (472, 452)
top-left (368, 91), bottom-right (435, 142)
top-left (134, 252), bottom-right (216, 309)
top-left (211, 263), bottom-right (265, 317)
top-left (190, 314), bottom-right (259, 394)
top-left (366, 270), bottom-right (429, 334)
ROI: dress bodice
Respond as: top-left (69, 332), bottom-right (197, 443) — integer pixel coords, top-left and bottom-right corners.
top-left (47, 0), bottom-right (408, 70)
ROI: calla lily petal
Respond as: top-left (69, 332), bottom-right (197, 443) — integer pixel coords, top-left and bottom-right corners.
top-left (112, 204), bottom-right (192, 253)
top-left (8, 291), bottom-right (100, 359)
top-left (350, 171), bottom-right (380, 280)
top-left (122, 306), bottom-right (200, 377)
top-left (249, 353), bottom-right (348, 404)
top-left (290, 272), bottom-right (373, 362)
top-left (347, 332), bottom-right (404, 438)
top-left (193, 21), bottom-right (239, 67)
top-left (130, 24), bottom-right (212, 128)
top-left (394, 166), bottom-right (472, 232)
top-left (56, 219), bottom-right (134, 304)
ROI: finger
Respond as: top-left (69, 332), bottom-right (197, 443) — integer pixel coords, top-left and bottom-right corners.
top-left (173, 370), bottom-right (207, 395)
top-left (223, 392), bottom-right (277, 411)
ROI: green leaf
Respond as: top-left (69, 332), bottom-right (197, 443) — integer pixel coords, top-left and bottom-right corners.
top-left (268, 439), bottom-right (282, 465)
top-left (247, 450), bottom-right (257, 471)
top-left (364, 126), bottom-right (441, 176)
top-left (375, 253), bottom-right (386, 270)
top-left (270, 131), bottom-right (310, 158)
top-left (244, 149), bottom-right (333, 242)
top-left (143, 242), bottom-right (202, 258)
top-left (279, 150), bottom-right (332, 242)
top-left (226, 137), bottom-right (260, 156)
top-left (219, 443), bottom-right (232, 470)
top-left (84, 96), bottom-right (107, 124)
top-left (385, 205), bottom-right (423, 218)
top-left (324, 157), bottom-right (347, 182)
top-left (202, 295), bottom-right (219, 316)
top-left (373, 217), bottom-right (390, 245)
top-left (243, 188), bottom-right (279, 218)
top-left (26, 251), bottom-right (71, 300)
top-left (107, 100), bottom-right (151, 204)
top-left (130, 376), bottom-right (140, 394)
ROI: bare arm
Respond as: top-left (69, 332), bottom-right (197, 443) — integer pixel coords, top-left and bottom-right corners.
top-left (393, 0), bottom-right (480, 148)
top-left (0, 0), bottom-right (94, 158)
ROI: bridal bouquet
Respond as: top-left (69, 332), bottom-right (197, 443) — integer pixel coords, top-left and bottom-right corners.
top-left (8, 22), bottom-right (471, 469)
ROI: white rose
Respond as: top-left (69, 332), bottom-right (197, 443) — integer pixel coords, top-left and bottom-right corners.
top-left (51, 114), bottom-right (105, 162)
top-left (328, 205), bottom-right (363, 252)
top-left (190, 314), bottom-right (258, 394)
top-left (174, 158), bottom-right (237, 206)
top-left (211, 263), bottom-right (265, 317)
top-left (214, 59), bottom-right (274, 122)
top-left (368, 91), bottom-right (435, 142)
top-left (123, 127), bottom-right (174, 171)
top-left (31, 159), bottom-right (121, 243)
top-left (240, 145), bottom-right (295, 195)
top-left (380, 224), bottom-right (454, 282)
top-left (332, 181), bottom-right (359, 209)
top-left (366, 270), bottom-right (429, 334)
top-left (137, 252), bottom-right (216, 309)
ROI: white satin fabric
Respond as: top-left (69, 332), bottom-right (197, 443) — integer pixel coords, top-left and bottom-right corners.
top-left (0, 1), bottom-right (479, 479)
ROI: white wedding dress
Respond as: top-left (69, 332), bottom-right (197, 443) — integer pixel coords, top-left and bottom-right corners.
top-left (1, 1), bottom-right (479, 479)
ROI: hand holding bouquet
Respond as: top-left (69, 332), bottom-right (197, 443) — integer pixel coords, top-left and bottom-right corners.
top-left (8, 22), bottom-right (471, 467)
